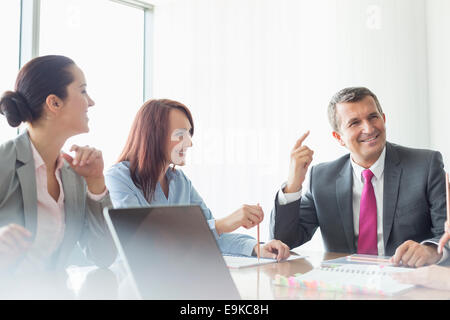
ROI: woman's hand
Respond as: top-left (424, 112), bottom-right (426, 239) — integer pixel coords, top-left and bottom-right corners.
top-left (0, 224), bottom-right (32, 269)
top-left (255, 240), bottom-right (291, 261)
top-left (391, 265), bottom-right (450, 291)
top-left (62, 145), bottom-right (106, 194)
top-left (215, 204), bottom-right (264, 235)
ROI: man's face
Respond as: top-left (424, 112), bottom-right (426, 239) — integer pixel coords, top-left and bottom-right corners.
top-left (332, 95), bottom-right (386, 168)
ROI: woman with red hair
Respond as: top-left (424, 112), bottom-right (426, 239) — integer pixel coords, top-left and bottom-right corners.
top-left (105, 99), bottom-right (290, 259)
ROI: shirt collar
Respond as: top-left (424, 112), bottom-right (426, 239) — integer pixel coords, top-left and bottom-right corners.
top-left (350, 145), bottom-right (386, 182)
top-left (29, 140), bottom-right (64, 171)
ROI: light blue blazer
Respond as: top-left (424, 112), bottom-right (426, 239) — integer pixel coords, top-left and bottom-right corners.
top-left (0, 131), bottom-right (117, 270)
top-left (105, 161), bottom-right (257, 256)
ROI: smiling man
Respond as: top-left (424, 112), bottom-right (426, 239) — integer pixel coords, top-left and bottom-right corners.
top-left (270, 87), bottom-right (449, 267)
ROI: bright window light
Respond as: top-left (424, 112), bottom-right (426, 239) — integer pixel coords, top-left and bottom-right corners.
top-left (39, 0), bottom-right (145, 169)
top-left (0, 1), bottom-right (21, 144)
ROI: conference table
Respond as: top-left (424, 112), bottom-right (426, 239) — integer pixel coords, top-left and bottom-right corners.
top-left (230, 250), bottom-right (450, 300)
top-left (1, 250), bottom-right (449, 300)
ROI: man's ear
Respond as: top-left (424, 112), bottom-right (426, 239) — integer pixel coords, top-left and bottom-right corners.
top-left (45, 94), bottom-right (63, 114)
top-left (332, 131), bottom-right (346, 147)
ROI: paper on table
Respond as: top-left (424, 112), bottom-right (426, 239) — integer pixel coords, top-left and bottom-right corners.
top-left (274, 264), bottom-right (415, 296)
top-left (322, 254), bottom-right (393, 266)
top-left (223, 254), bottom-right (306, 269)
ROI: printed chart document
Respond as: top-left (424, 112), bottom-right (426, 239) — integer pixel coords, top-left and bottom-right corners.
top-left (273, 263), bottom-right (414, 296)
top-left (322, 254), bottom-right (394, 266)
top-left (223, 254), bottom-right (306, 269)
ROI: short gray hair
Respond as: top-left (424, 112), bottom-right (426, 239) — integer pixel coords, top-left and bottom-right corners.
top-left (327, 87), bottom-right (383, 132)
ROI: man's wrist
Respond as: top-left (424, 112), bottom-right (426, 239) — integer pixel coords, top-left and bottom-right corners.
top-left (423, 243), bottom-right (443, 262)
top-left (279, 182), bottom-right (302, 206)
top-left (284, 184), bottom-right (301, 194)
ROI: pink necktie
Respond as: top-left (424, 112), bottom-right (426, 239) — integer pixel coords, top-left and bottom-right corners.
top-left (357, 169), bottom-right (378, 255)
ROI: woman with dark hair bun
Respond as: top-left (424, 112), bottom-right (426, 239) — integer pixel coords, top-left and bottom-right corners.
top-left (0, 55), bottom-right (116, 272)
top-left (105, 99), bottom-right (291, 259)
top-left (0, 91), bottom-right (33, 127)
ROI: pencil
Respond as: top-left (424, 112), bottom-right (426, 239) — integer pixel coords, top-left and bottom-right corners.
top-left (346, 256), bottom-right (391, 263)
top-left (257, 203), bottom-right (261, 262)
top-left (257, 223), bottom-right (260, 262)
top-left (446, 172), bottom-right (450, 222)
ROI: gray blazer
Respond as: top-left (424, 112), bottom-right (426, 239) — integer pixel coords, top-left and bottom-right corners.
top-left (271, 142), bottom-right (448, 256)
top-left (0, 131), bottom-right (117, 270)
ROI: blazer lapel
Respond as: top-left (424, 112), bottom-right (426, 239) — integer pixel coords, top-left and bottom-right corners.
top-left (55, 163), bottom-right (83, 266)
top-left (15, 132), bottom-right (38, 238)
top-left (383, 142), bottom-right (402, 247)
top-left (336, 158), bottom-right (356, 252)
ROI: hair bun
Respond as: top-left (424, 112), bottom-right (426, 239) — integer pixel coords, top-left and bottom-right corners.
top-left (0, 91), bottom-right (33, 127)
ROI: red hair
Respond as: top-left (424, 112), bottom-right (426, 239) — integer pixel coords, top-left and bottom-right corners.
top-left (117, 99), bottom-right (194, 202)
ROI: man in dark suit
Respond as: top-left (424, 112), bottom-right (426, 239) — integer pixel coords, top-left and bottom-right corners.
top-left (270, 87), bottom-right (448, 267)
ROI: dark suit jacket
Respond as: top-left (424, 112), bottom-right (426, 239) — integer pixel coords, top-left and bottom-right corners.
top-left (0, 131), bottom-right (117, 270)
top-left (271, 142), bottom-right (447, 256)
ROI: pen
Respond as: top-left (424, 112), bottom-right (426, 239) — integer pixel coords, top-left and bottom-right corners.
top-left (346, 256), bottom-right (391, 264)
top-left (257, 203), bottom-right (261, 263)
top-left (257, 223), bottom-right (260, 262)
top-left (438, 172), bottom-right (450, 254)
top-left (446, 173), bottom-right (450, 222)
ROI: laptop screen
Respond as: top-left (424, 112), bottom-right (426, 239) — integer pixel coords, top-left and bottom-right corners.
top-left (104, 205), bottom-right (241, 300)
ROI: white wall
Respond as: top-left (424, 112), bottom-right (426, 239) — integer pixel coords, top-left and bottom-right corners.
top-left (334, 0), bottom-right (430, 149)
top-left (151, 0), bottom-right (432, 250)
top-left (427, 0), bottom-right (450, 171)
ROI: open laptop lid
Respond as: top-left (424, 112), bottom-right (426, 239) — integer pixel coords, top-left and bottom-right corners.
top-left (104, 205), bottom-right (241, 300)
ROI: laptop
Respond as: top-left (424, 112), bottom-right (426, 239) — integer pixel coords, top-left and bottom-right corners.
top-left (103, 205), bottom-right (241, 300)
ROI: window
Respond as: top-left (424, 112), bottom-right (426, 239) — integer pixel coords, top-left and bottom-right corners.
top-left (0, 1), bottom-right (21, 143)
top-left (39, 0), bottom-right (146, 168)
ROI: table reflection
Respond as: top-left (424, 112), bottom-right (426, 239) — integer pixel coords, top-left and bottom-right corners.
top-left (0, 265), bottom-right (120, 300)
